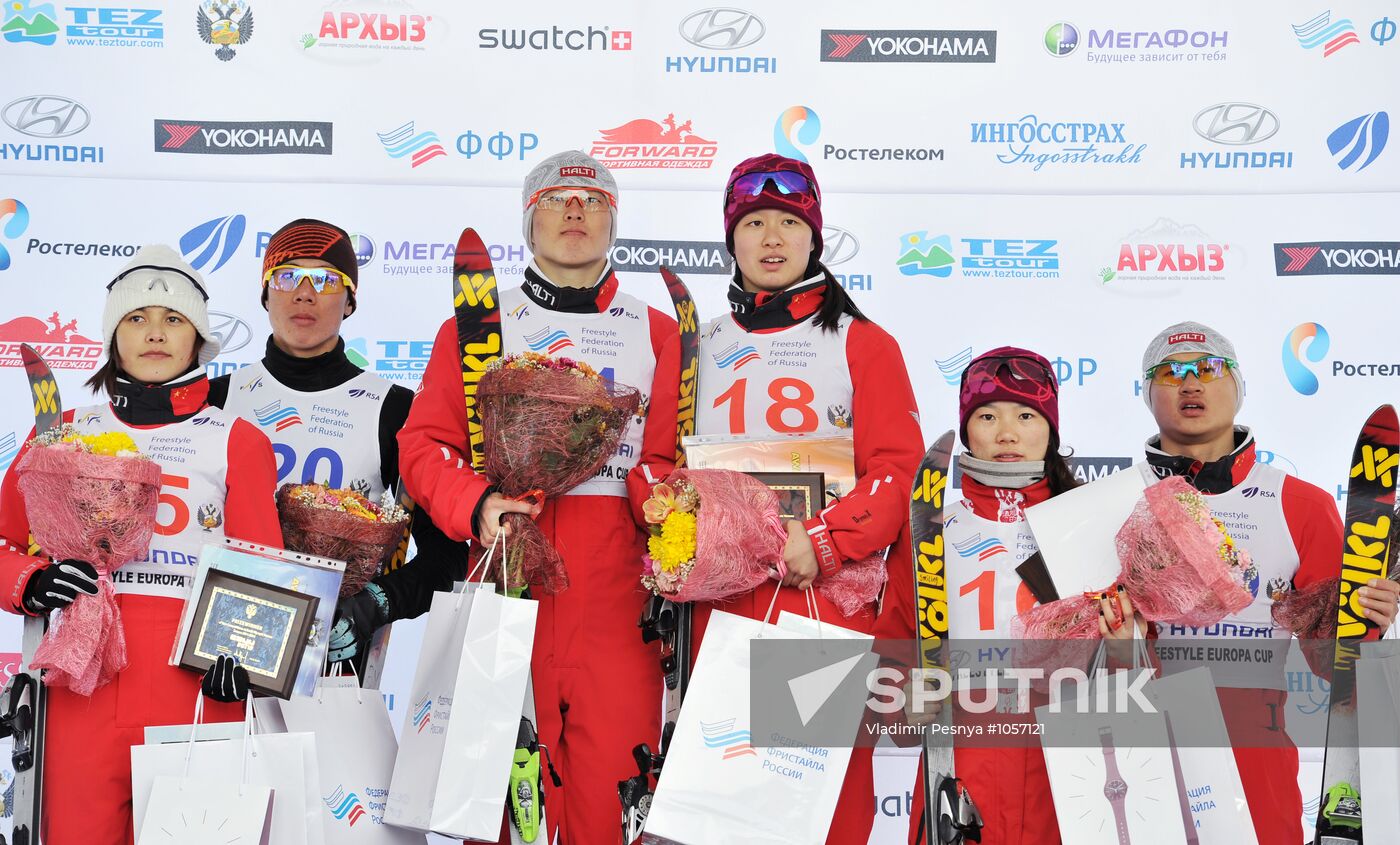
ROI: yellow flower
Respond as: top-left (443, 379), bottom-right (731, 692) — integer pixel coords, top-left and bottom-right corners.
top-left (63, 431), bottom-right (140, 456)
top-left (647, 510), bottom-right (697, 573)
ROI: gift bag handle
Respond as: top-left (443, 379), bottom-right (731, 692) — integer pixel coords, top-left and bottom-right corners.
top-left (319, 659), bottom-right (364, 705)
top-left (464, 529), bottom-right (508, 595)
top-left (177, 691), bottom-right (256, 794)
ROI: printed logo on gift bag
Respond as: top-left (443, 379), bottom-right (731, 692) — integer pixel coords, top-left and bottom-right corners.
top-left (700, 718), bottom-right (757, 760)
top-left (324, 784), bottom-right (367, 827)
top-left (411, 694), bottom-right (432, 733)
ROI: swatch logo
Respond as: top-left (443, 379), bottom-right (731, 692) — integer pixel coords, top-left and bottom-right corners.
top-left (524, 327), bottom-right (573, 354)
top-left (712, 342), bottom-right (759, 370)
top-left (700, 718), bottom-right (756, 760)
top-left (1282, 322), bottom-right (1330, 395)
top-left (411, 695), bottom-right (432, 732)
top-left (1292, 10), bottom-right (1360, 56)
top-left (1327, 111), bottom-right (1389, 172)
top-left (254, 400), bottom-right (303, 431)
top-left (0, 199), bottom-right (31, 272)
top-left (323, 785), bottom-right (366, 827)
top-left (180, 214), bottom-right (246, 273)
top-left (952, 533), bottom-right (1007, 561)
top-left (377, 121), bottom-right (446, 168)
top-left (774, 105), bottom-right (821, 162)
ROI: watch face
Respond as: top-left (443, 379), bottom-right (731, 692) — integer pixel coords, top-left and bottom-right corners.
top-left (1103, 779), bottom-right (1128, 801)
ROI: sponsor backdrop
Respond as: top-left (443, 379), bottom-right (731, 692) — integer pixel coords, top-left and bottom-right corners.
top-left (1, 0), bottom-right (1398, 840)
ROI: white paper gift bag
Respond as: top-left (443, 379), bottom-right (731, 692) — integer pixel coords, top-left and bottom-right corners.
top-left (644, 596), bottom-right (872, 845)
top-left (133, 696), bottom-right (322, 845)
top-left (1357, 651), bottom-right (1400, 843)
top-left (385, 534), bottom-right (538, 840)
top-left (1145, 668), bottom-right (1257, 845)
top-left (139, 774), bottom-right (273, 845)
top-left (273, 671), bottom-right (426, 844)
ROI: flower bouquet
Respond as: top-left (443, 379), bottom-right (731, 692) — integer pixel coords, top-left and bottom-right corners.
top-left (479, 352), bottom-right (640, 592)
top-left (641, 468), bottom-right (887, 616)
top-left (14, 425), bottom-right (161, 695)
top-left (1013, 475), bottom-right (1255, 641)
top-left (276, 483), bottom-right (409, 597)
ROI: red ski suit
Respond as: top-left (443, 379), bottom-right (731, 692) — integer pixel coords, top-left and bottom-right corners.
top-left (1144, 432), bottom-right (1341, 845)
top-left (691, 285), bottom-right (924, 845)
top-left (397, 272), bottom-right (678, 844)
top-left (875, 476), bottom-right (1061, 845)
top-left (0, 385), bottom-right (281, 844)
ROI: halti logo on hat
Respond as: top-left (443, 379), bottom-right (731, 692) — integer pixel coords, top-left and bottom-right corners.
top-left (559, 165), bottom-right (596, 178)
top-left (1168, 332), bottom-right (1207, 344)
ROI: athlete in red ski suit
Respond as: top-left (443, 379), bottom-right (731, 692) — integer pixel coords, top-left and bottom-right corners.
top-left (0, 248), bottom-right (281, 844)
top-left (397, 152), bottom-right (679, 844)
top-left (691, 154), bottom-right (924, 845)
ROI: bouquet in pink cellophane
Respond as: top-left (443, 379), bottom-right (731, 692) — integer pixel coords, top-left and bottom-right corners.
top-left (14, 425), bottom-right (162, 695)
top-left (1013, 475), bottom-right (1255, 642)
top-left (641, 468), bottom-right (887, 616)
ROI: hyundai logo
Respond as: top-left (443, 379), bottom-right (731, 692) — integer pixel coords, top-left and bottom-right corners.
top-left (2, 96), bottom-right (91, 139)
top-left (208, 310), bottom-right (253, 354)
top-left (821, 225), bottom-right (859, 266)
top-left (679, 8), bottom-right (765, 50)
top-left (1193, 103), bottom-right (1280, 146)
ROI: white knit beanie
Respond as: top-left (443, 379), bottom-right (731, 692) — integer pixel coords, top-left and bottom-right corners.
top-left (1140, 320), bottom-right (1243, 412)
top-left (102, 245), bottom-right (220, 366)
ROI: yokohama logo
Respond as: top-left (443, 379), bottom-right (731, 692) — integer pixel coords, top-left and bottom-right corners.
top-left (826, 33), bottom-right (865, 58)
top-left (1167, 332), bottom-right (1207, 344)
top-left (161, 124), bottom-right (201, 149)
top-left (1274, 241), bottom-right (1400, 276)
top-left (820, 28), bottom-right (996, 63)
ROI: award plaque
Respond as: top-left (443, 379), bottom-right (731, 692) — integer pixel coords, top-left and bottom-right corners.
top-left (747, 471), bottom-right (826, 521)
top-left (177, 569), bottom-right (320, 699)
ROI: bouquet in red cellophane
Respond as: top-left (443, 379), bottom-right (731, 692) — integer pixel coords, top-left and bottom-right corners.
top-left (1014, 475), bottom-right (1255, 642)
top-left (641, 468), bottom-right (887, 616)
top-left (276, 483), bottom-right (410, 597)
top-left (479, 352), bottom-right (640, 592)
top-left (14, 425), bottom-right (161, 695)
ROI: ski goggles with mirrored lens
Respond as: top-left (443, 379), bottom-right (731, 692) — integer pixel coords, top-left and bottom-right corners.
top-left (960, 355), bottom-right (1059, 400)
top-left (725, 170), bottom-right (820, 209)
top-left (526, 187), bottom-right (617, 213)
top-left (1145, 355), bottom-right (1236, 387)
top-left (262, 264), bottom-right (356, 294)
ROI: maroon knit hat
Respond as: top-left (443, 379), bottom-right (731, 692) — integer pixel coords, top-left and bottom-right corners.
top-left (958, 346), bottom-right (1060, 444)
top-left (723, 153), bottom-right (823, 256)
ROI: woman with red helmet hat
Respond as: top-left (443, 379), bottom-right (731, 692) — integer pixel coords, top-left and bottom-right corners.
top-left (689, 153), bottom-right (925, 844)
top-left (878, 347), bottom-right (1140, 845)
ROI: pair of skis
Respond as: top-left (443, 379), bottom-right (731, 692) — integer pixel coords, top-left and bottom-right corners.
top-left (450, 229), bottom-right (554, 842)
top-left (0, 344), bottom-right (62, 845)
top-left (1314, 405), bottom-right (1397, 845)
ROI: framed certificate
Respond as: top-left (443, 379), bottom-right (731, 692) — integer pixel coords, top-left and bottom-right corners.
top-left (177, 569), bottom-right (320, 700)
top-left (747, 471), bottom-right (826, 521)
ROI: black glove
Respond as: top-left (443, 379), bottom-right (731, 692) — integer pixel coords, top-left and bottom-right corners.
top-left (327, 583), bottom-right (390, 665)
top-left (201, 655), bottom-right (249, 703)
top-left (22, 559), bottom-right (99, 613)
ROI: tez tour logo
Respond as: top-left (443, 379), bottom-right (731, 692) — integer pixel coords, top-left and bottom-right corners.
top-left (254, 400), bottom-right (303, 431)
top-left (700, 718), bottom-right (756, 760)
top-left (323, 785), bottom-right (367, 827)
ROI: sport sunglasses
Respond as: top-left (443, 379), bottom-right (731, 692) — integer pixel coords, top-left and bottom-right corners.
top-left (1144, 355), bottom-right (1237, 386)
top-left (262, 264), bottom-right (356, 294)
